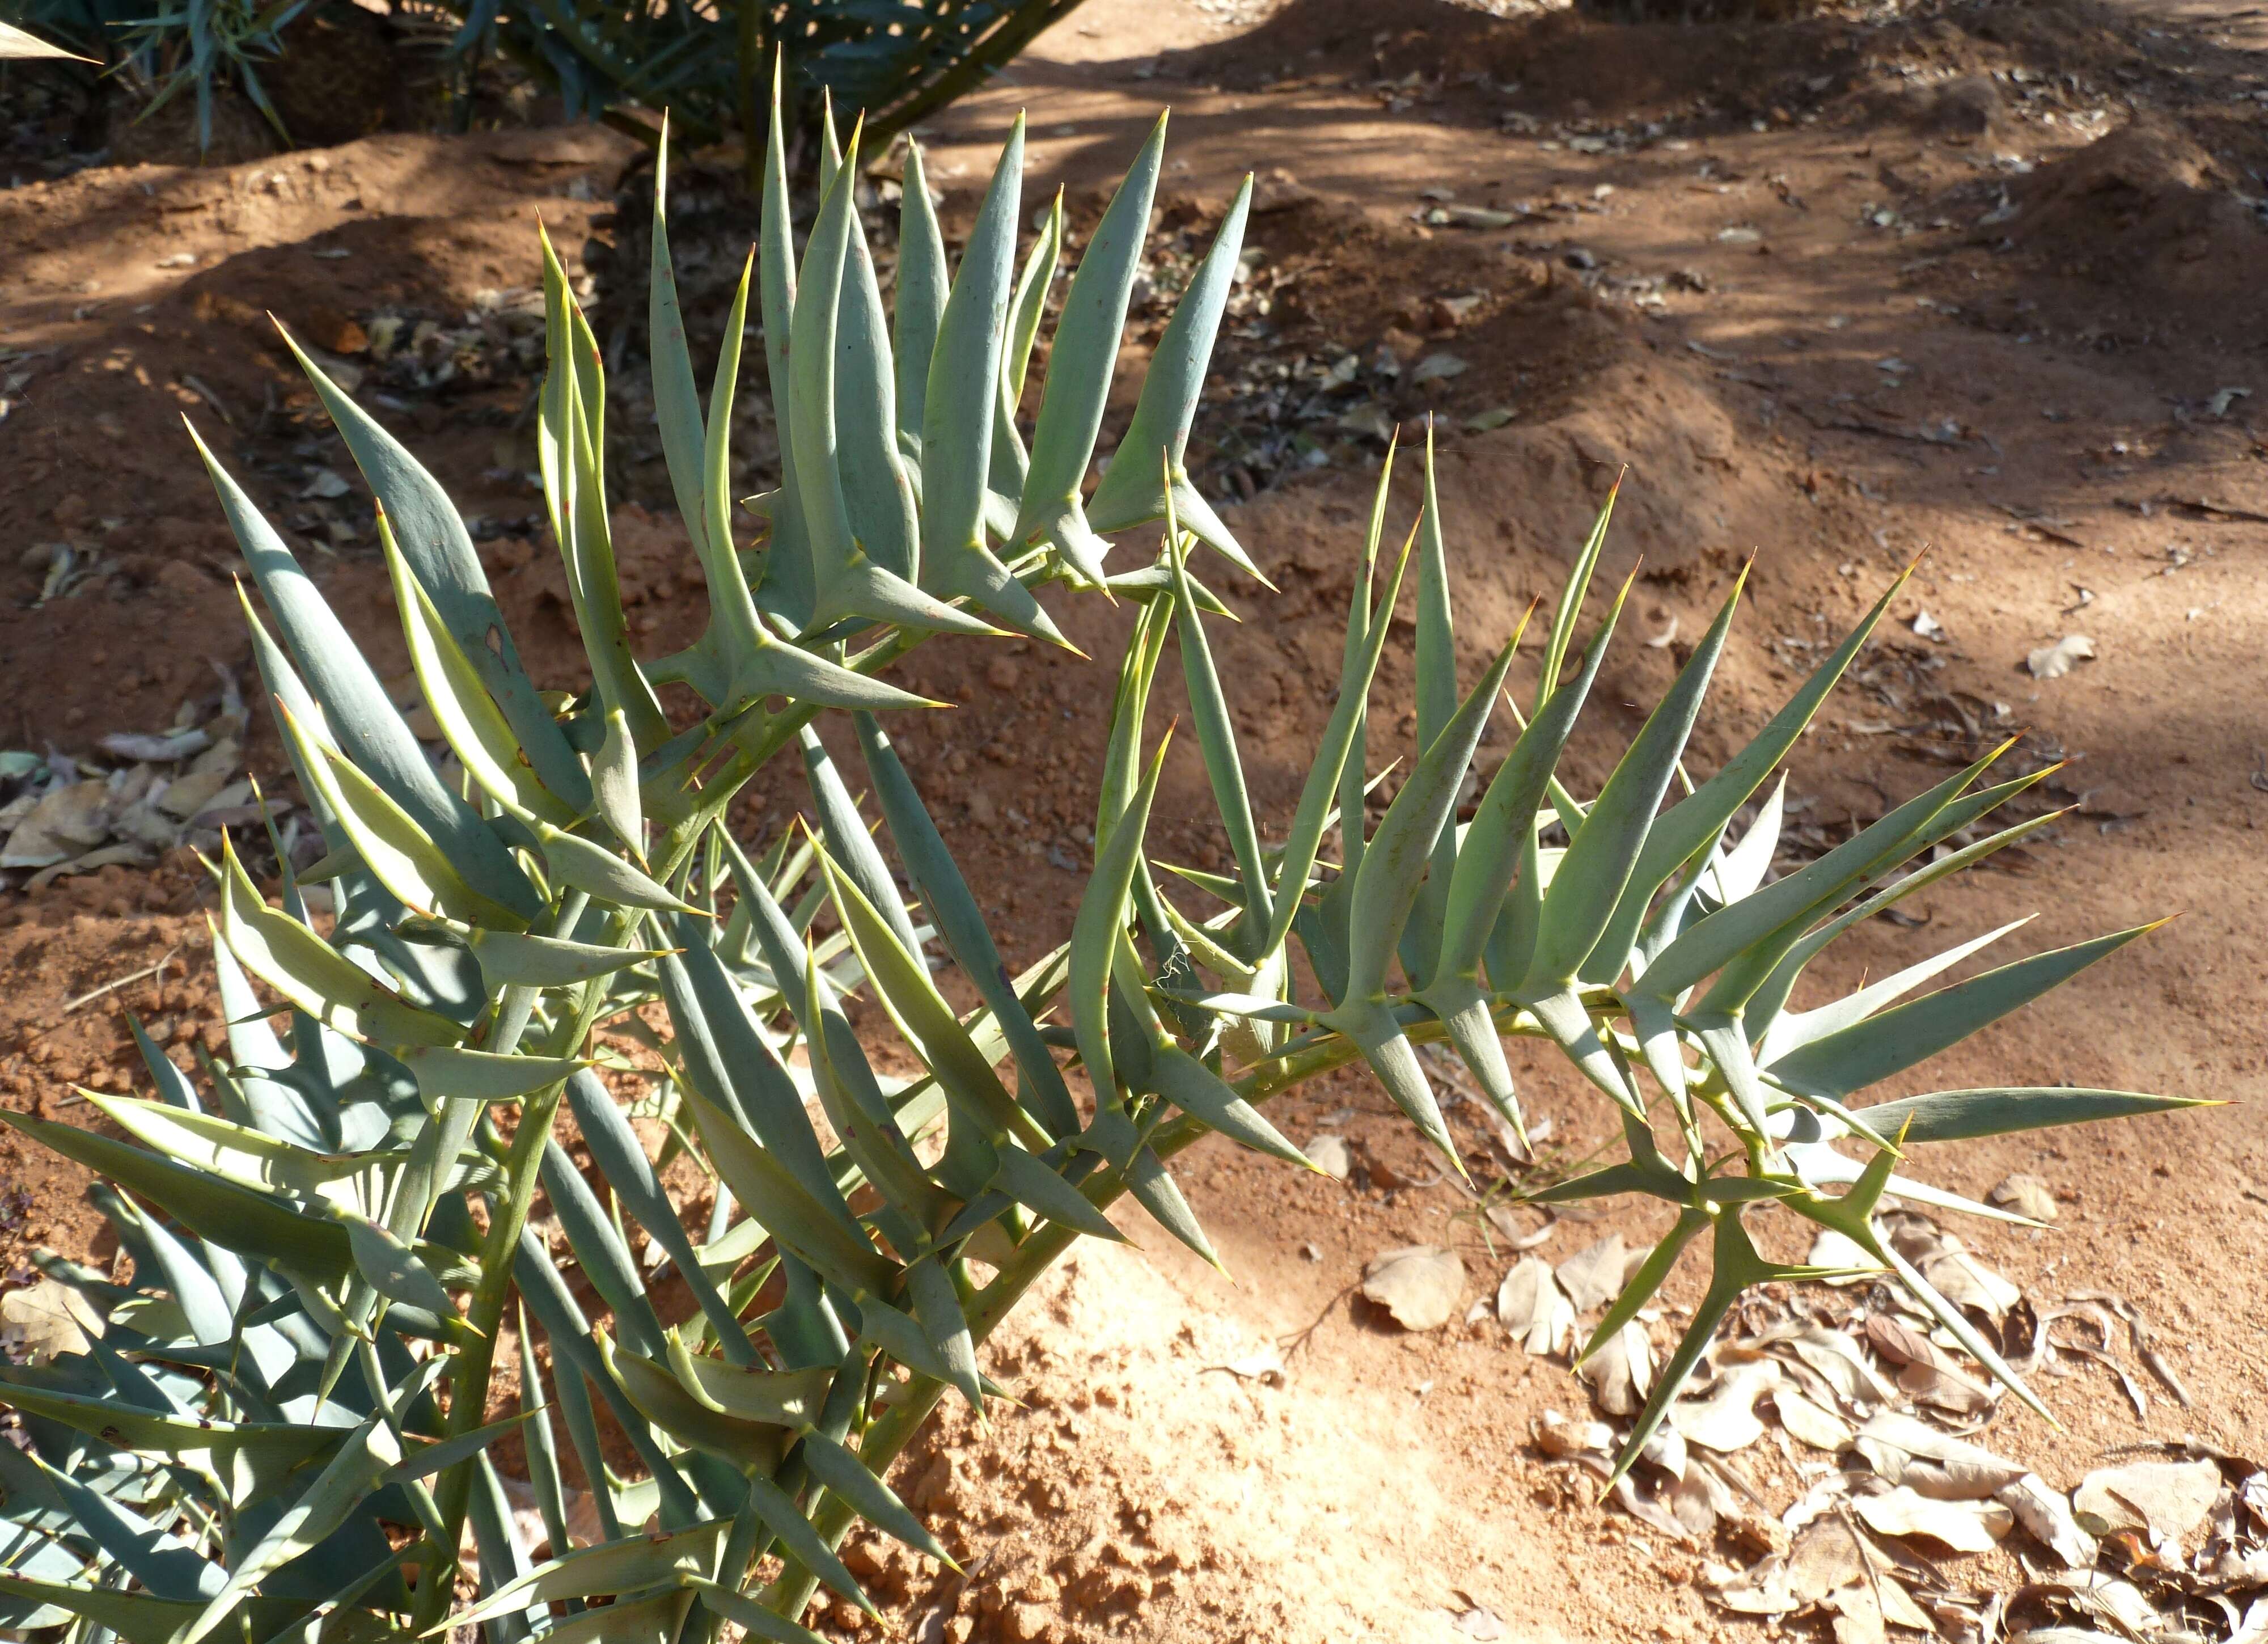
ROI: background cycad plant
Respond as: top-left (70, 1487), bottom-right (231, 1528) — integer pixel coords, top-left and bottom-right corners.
top-left (0, 82), bottom-right (2201, 1644)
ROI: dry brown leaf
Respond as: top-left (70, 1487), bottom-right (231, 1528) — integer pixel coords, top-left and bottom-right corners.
top-left (1303, 1134), bottom-right (1352, 1180)
top-left (1807, 1228), bottom-right (1888, 1283)
top-left (1854, 1486), bottom-right (2013, 1552)
top-left (1783, 1327), bottom-right (1903, 1406)
top-left (1361, 1245), bottom-right (1465, 1332)
top-left (1920, 1247), bottom-right (2021, 1320)
top-left (1712, 1519), bottom-right (1872, 1617)
top-left (1988, 1173), bottom-right (2059, 1222)
top-left (1996, 1473), bottom-right (2101, 1568)
top-left (1496, 1255), bottom-right (1575, 1356)
top-left (2072, 1460), bottom-right (2223, 1545)
top-left (0, 779), bottom-right (109, 868)
top-left (1579, 1319), bottom-right (1656, 1417)
top-left (1673, 1359), bottom-right (1783, 1453)
top-left (1863, 1313), bottom-right (1945, 1370)
top-left (1853, 1413), bottom-right (2025, 1496)
top-left (1774, 1387), bottom-right (1856, 1453)
top-left (1533, 1410), bottom-right (1614, 1460)
top-left (1556, 1233), bottom-right (1628, 1313)
top-left (0, 1278), bottom-right (98, 1362)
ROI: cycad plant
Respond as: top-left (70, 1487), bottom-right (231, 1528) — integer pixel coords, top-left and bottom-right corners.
top-left (0, 83), bottom-right (2200, 1644)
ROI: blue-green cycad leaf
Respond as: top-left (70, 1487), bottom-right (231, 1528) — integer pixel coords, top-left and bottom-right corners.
top-left (893, 136), bottom-right (950, 451)
top-left (799, 725), bottom-right (921, 958)
top-left (836, 178), bottom-right (924, 585)
top-left (1523, 564), bottom-right (1747, 995)
top-left (1165, 527), bottom-right (1270, 940)
top-left (1260, 517), bottom-right (1413, 964)
top-left (270, 328), bottom-right (583, 807)
top-left (1071, 730), bottom-right (1173, 1112)
top-left (515, 1232), bottom-right (702, 1527)
top-left (1085, 175), bottom-right (1262, 581)
top-left (910, 117), bottom-right (1072, 646)
top-left (649, 117), bottom-right (727, 591)
top-left (215, 838), bottom-right (467, 1053)
top-left (193, 426), bottom-right (543, 925)
top-left (655, 929), bottom-right (856, 1222)
top-left (1013, 112), bottom-right (1169, 584)
top-left (1417, 585), bottom-right (1615, 1127)
top-left (799, 942), bottom-right (958, 1253)
top-left (445, 1518), bottom-right (731, 1635)
top-left (1734, 794), bottom-right (2062, 1055)
top-left (796, 128), bottom-right (997, 642)
top-left (1766, 924), bottom-right (2160, 1101)
top-left (753, 61), bottom-right (816, 628)
top-left (1532, 477), bottom-right (1620, 717)
top-left (1401, 431), bottom-right (1458, 988)
top-left (564, 1070), bottom-right (761, 1366)
top-left (179, 1418), bottom-right (399, 1644)
top-left (539, 1138), bottom-right (669, 1356)
top-left (0, 1112), bottom-right (356, 1279)
top-left (24, 1448), bottom-right (225, 1599)
top-left (801, 1430), bottom-right (955, 1566)
top-left (1319, 638), bottom-right (1517, 1164)
top-left (1849, 1084), bottom-right (2214, 1145)
top-left (0, 1574), bottom-right (304, 1644)
top-left (1579, 567), bottom-right (1910, 985)
top-left (853, 714), bottom-right (1081, 1138)
top-left (537, 234), bottom-right (673, 753)
top-left (982, 187), bottom-right (1060, 530)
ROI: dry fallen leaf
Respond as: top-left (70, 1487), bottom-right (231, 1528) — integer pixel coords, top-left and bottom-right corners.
top-left (1712, 1519), bottom-right (1872, 1617)
top-left (1773, 1387), bottom-right (1855, 1453)
top-left (1304, 1134), bottom-right (1352, 1180)
top-left (1852, 1412), bottom-right (2025, 1496)
top-left (1496, 1256), bottom-right (1575, 1356)
top-left (1673, 1359), bottom-right (1783, 1453)
top-left (1988, 1172), bottom-right (2059, 1222)
top-left (1533, 1409), bottom-right (1614, 1460)
top-left (1555, 1233), bottom-right (1628, 1313)
top-left (1996, 1473), bottom-right (2100, 1568)
top-left (0, 780), bottom-right (109, 868)
top-left (2026, 633), bottom-right (2096, 679)
top-left (1855, 1486), bottom-right (2013, 1552)
top-left (0, 1278), bottom-right (98, 1362)
top-left (1361, 1245), bottom-right (1465, 1332)
top-left (1806, 1228), bottom-right (1888, 1282)
top-left (2072, 1460), bottom-right (2223, 1545)
top-left (1579, 1319), bottom-right (1656, 1417)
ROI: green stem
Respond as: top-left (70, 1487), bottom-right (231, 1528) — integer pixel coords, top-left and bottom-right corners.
top-left (413, 911), bottom-right (634, 1630)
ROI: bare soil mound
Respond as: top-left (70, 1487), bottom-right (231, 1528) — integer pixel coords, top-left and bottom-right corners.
top-left (2007, 111), bottom-right (2268, 318)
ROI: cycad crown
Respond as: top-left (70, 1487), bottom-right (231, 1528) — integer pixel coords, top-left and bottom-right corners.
top-left (0, 78), bottom-right (2195, 1644)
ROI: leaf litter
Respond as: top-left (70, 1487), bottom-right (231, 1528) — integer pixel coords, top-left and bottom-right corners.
top-left (1500, 1197), bottom-right (2267, 1644)
top-left (0, 666), bottom-right (281, 890)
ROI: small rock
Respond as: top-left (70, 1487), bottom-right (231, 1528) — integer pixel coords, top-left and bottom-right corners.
top-left (1251, 167), bottom-right (1313, 214)
top-left (1303, 1134), bottom-right (1351, 1179)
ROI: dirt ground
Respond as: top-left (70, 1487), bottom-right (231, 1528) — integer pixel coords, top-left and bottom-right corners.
top-left (2, 0), bottom-right (2266, 1639)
